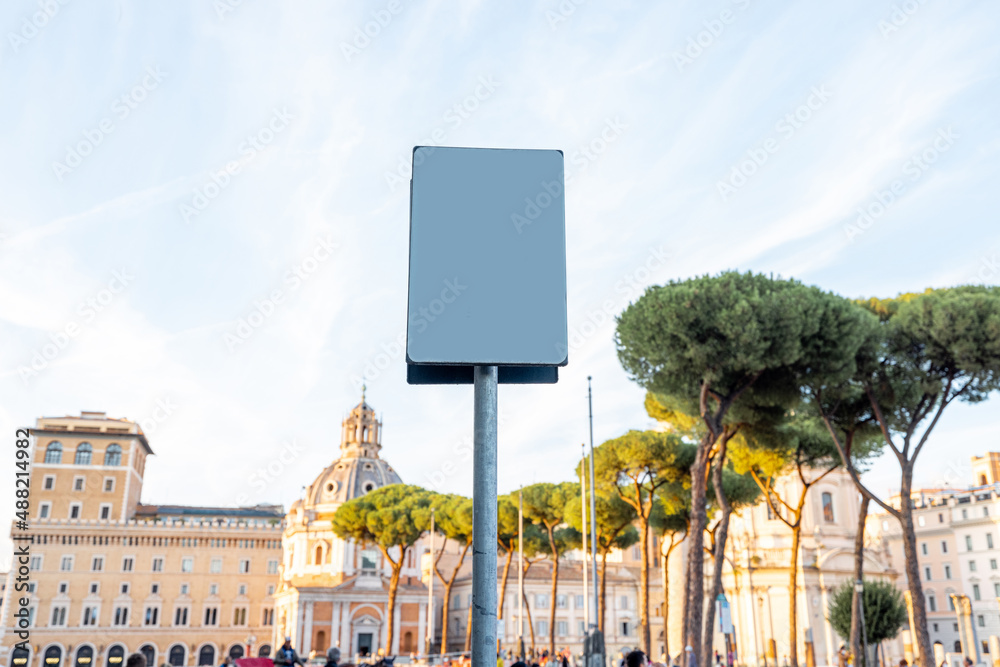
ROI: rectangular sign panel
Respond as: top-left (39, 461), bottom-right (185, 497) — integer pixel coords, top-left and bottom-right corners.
top-left (406, 146), bottom-right (567, 369)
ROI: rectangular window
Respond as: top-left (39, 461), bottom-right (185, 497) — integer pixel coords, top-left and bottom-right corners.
top-left (535, 594), bottom-right (549, 609)
top-left (974, 584), bottom-right (981, 601)
top-left (989, 533), bottom-right (995, 549)
top-left (578, 621), bottom-right (586, 635)
top-left (151, 583), bottom-right (159, 595)
top-left (44, 475), bottom-right (55, 490)
top-left (925, 566), bottom-right (932, 580)
top-left (995, 583), bottom-right (1000, 597)
top-left (950, 597), bottom-right (956, 611)
top-left (113, 606), bottom-right (128, 626)
top-left (73, 476), bottom-right (85, 491)
top-left (557, 621), bottom-right (568, 636)
top-left (82, 606), bottom-right (98, 626)
top-left (51, 605), bottom-right (68, 626)
top-left (942, 541), bottom-right (948, 553)
top-left (152, 557), bottom-right (163, 572)
top-left (238, 584), bottom-right (247, 596)
top-left (233, 607), bottom-right (247, 626)
top-left (58, 582), bottom-right (68, 594)
top-left (945, 564), bottom-right (952, 579)
top-left (210, 583), bottom-right (219, 596)
top-left (122, 557), bottom-right (134, 572)
top-left (121, 583), bottom-right (129, 595)
top-left (992, 559), bottom-right (998, 570)
top-left (174, 607), bottom-right (189, 626)
top-left (92, 556), bottom-right (104, 572)
top-left (29, 555), bottom-right (42, 570)
top-left (979, 615), bottom-right (986, 627)
top-left (239, 559), bottom-right (250, 574)
top-left (204, 607), bottom-right (218, 625)
top-left (181, 557), bottom-right (193, 573)
top-left (620, 595), bottom-right (629, 610)
top-left (574, 595), bottom-right (584, 609)
top-left (921, 543), bottom-right (928, 556)
top-left (556, 595), bottom-right (567, 608)
top-left (262, 608), bottom-right (274, 625)
top-left (89, 582), bottom-right (99, 594)
top-left (267, 559), bottom-right (279, 574)
top-left (39, 502), bottom-right (50, 519)
top-left (144, 606), bottom-right (159, 626)
top-left (971, 561), bottom-right (978, 572)
top-left (69, 503), bottom-right (81, 519)
top-left (929, 596), bottom-right (936, 612)
top-left (967, 535), bottom-right (974, 551)
top-left (180, 583), bottom-right (189, 595)
top-left (99, 504), bottom-right (111, 520)
top-left (939, 513), bottom-right (944, 523)
top-left (267, 585), bottom-right (275, 596)
top-left (60, 556), bottom-right (73, 571)
top-left (104, 477), bottom-right (115, 492)
top-left (210, 558), bottom-right (222, 573)
top-left (536, 620), bottom-right (548, 635)
top-left (622, 621), bottom-right (631, 636)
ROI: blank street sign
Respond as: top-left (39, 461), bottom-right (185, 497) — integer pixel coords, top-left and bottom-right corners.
top-left (406, 146), bottom-right (567, 374)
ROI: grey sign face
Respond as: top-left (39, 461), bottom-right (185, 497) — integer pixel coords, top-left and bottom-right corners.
top-left (407, 146), bottom-right (568, 366)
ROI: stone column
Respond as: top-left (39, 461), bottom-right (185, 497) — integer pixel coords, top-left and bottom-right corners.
top-left (933, 642), bottom-right (945, 667)
top-left (988, 636), bottom-right (1000, 667)
top-left (304, 599), bottom-right (315, 653)
top-left (951, 594), bottom-right (979, 663)
top-left (418, 601), bottom-right (427, 656)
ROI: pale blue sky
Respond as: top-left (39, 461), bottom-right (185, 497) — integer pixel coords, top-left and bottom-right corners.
top-left (1, 0), bottom-right (999, 568)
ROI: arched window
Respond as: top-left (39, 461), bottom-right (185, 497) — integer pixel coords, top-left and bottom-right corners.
top-left (316, 630), bottom-right (328, 651)
top-left (44, 647), bottom-right (63, 667)
top-left (107, 647), bottom-right (126, 667)
top-left (198, 646), bottom-right (216, 666)
top-left (229, 645), bottom-right (245, 660)
top-left (75, 443), bottom-right (93, 465)
top-left (139, 645), bottom-right (156, 667)
top-left (981, 474), bottom-right (988, 486)
top-left (74, 646), bottom-right (94, 667)
top-left (168, 645), bottom-right (186, 666)
top-left (258, 646), bottom-right (272, 658)
top-left (402, 631), bottom-right (414, 652)
top-left (104, 444), bottom-right (122, 466)
top-left (11, 647), bottom-right (31, 667)
top-left (955, 641), bottom-right (962, 652)
top-left (44, 442), bottom-right (63, 464)
top-left (822, 492), bottom-right (835, 523)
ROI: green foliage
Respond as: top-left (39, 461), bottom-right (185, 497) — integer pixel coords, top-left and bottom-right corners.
top-left (827, 580), bottom-right (907, 644)
top-left (331, 484), bottom-right (433, 556)
top-left (594, 430), bottom-right (694, 500)
top-left (521, 482), bottom-right (578, 531)
top-left (616, 272), bottom-right (869, 423)
top-left (565, 490), bottom-right (639, 554)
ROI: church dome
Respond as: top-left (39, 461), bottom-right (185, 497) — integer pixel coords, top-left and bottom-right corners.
top-left (303, 393), bottom-right (402, 510)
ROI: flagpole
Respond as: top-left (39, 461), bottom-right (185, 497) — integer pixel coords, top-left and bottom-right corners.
top-left (518, 486), bottom-right (525, 661)
top-left (580, 443), bottom-right (590, 629)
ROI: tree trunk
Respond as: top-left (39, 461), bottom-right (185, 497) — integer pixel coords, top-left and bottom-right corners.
top-left (465, 595), bottom-right (474, 652)
top-left (685, 434), bottom-right (713, 667)
top-left (788, 516), bottom-right (802, 667)
top-left (851, 495), bottom-right (871, 667)
top-left (640, 519), bottom-right (651, 656)
top-left (550, 551), bottom-right (559, 656)
top-left (899, 465), bottom-right (934, 666)
top-left (442, 580), bottom-right (455, 655)
top-left (663, 551), bottom-right (670, 662)
top-left (499, 547), bottom-right (514, 620)
top-left (704, 457), bottom-right (733, 667)
top-left (386, 553), bottom-right (403, 653)
top-left (526, 589), bottom-right (536, 654)
top-left (600, 551), bottom-right (608, 636)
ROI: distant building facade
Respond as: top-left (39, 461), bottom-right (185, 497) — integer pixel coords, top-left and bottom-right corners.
top-left (869, 453), bottom-right (1000, 662)
top-left (0, 411), bottom-right (283, 667)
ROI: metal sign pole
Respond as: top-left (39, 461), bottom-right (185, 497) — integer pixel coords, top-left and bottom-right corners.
top-left (473, 365), bottom-right (499, 667)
